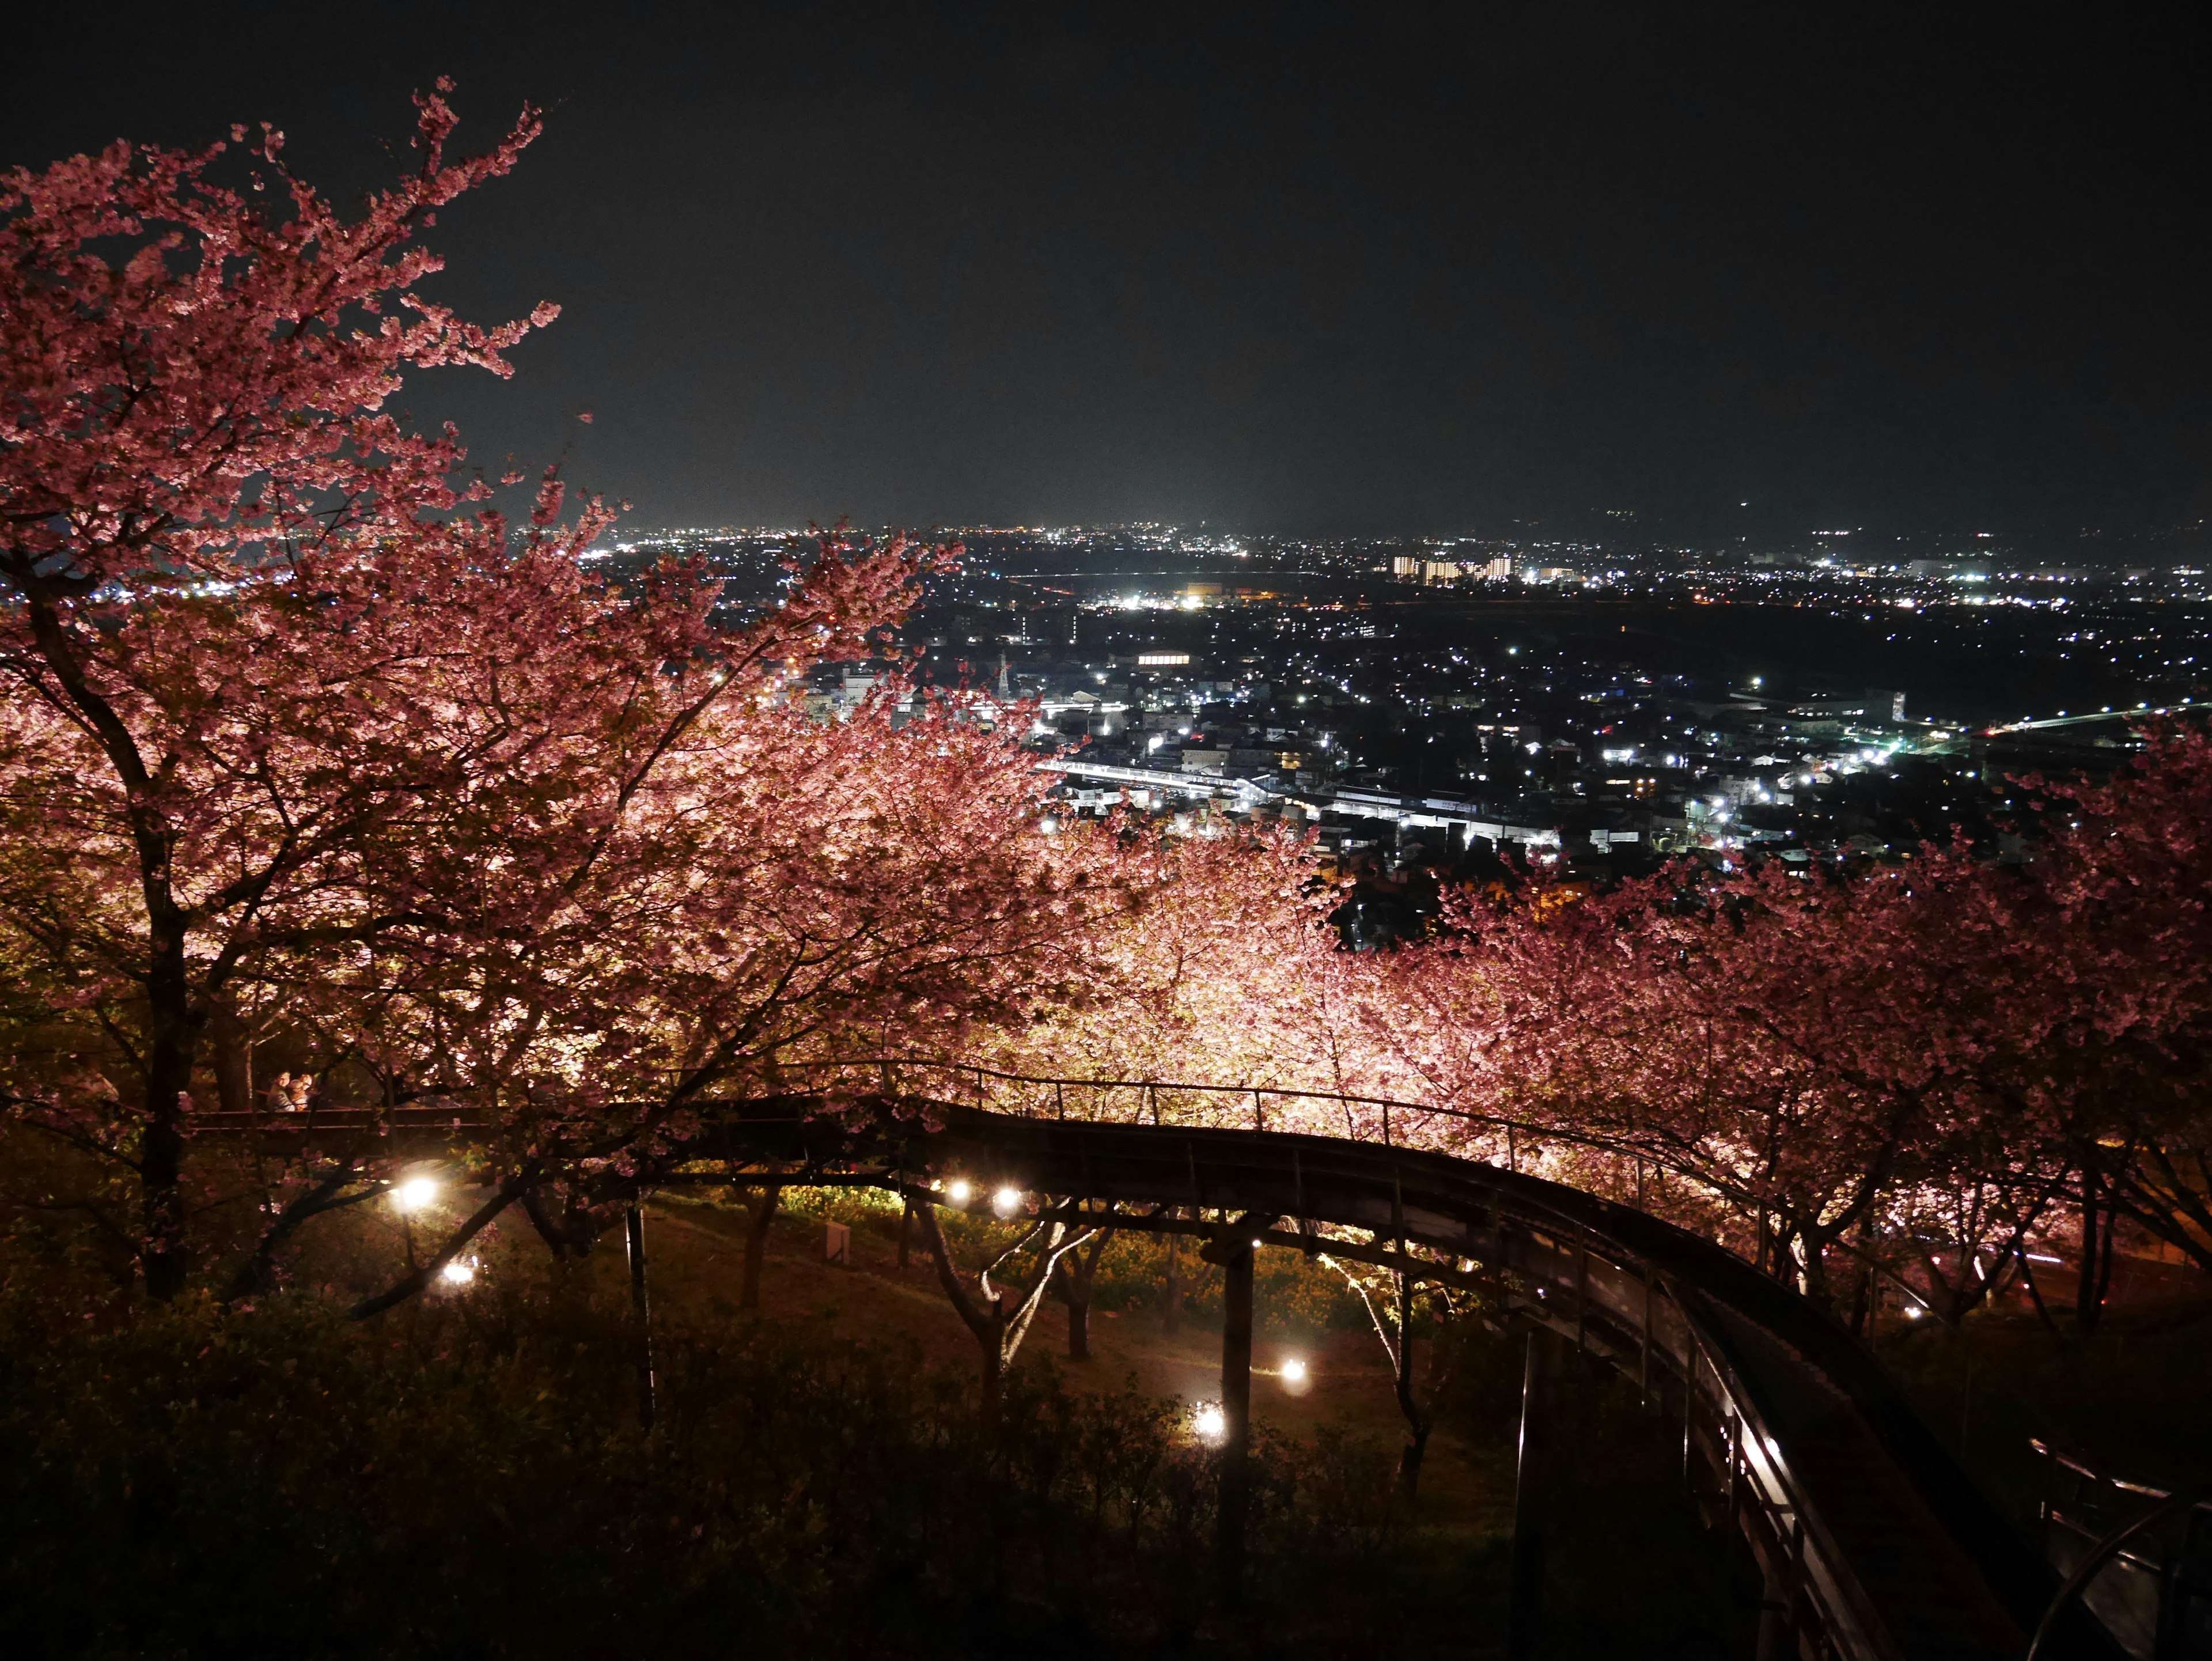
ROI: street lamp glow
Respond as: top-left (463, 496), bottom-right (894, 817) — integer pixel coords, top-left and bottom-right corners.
top-left (1280, 1357), bottom-right (1308, 1384)
top-left (392, 1176), bottom-right (438, 1213)
top-left (991, 1186), bottom-right (1024, 1218)
top-left (945, 1179), bottom-right (973, 1205)
top-left (440, 1258), bottom-right (476, 1286)
top-left (1193, 1403), bottom-right (1226, 1442)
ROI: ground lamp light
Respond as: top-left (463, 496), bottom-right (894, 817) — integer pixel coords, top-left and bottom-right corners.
top-left (392, 1176), bottom-right (439, 1213)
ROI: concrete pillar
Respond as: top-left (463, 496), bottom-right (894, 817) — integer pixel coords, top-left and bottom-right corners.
top-left (1217, 1237), bottom-right (1255, 1602)
top-left (1507, 1326), bottom-right (1563, 1658)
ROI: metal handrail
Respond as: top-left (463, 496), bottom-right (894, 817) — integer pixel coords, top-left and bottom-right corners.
top-left (763, 1055), bottom-right (1755, 1204)
top-left (2031, 1436), bottom-right (2177, 1501)
top-left (196, 1058), bottom-right (1976, 1303)
top-left (2024, 1488), bottom-right (2212, 1661)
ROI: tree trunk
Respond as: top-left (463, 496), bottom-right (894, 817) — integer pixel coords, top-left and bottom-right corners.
top-left (1057, 1223), bottom-right (1114, 1361)
top-left (2017, 1247), bottom-right (2067, 1342)
top-left (140, 1002), bottom-right (195, 1302)
top-left (1061, 1262), bottom-right (1092, 1360)
top-left (741, 1183), bottom-right (781, 1311)
top-left (210, 999), bottom-right (251, 1115)
top-left (522, 1187), bottom-right (579, 1259)
top-left (2094, 1200), bottom-right (2118, 1325)
top-left (1393, 1268), bottom-right (1433, 1500)
top-left (21, 585), bottom-right (200, 1303)
top-left (978, 1306), bottom-right (1009, 1426)
top-left (1847, 1213), bottom-right (1876, 1339)
top-left (2077, 1184), bottom-right (2105, 1337)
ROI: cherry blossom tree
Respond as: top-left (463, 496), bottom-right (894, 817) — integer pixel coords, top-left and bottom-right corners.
top-left (332, 610), bottom-right (1141, 1316)
top-left (2030, 728), bottom-right (2212, 1271)
top-left (978, 820), bottom-right (1363, 1121)
top-left (0, 95), bottom-right (1138, 1310)
top-left (1365, 724), bottom-right (2212, 1327)
top-left (0, 88), bottom-right (556, 1296)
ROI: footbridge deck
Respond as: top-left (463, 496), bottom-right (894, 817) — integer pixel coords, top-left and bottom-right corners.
top-left (675, 1102), bottom-right (2112, 1661)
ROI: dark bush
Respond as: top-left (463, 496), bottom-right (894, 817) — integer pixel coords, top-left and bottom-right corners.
top-left (0, 1267), bottom-right (1413, 1659)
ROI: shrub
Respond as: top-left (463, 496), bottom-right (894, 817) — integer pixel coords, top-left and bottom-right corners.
top-left (0, 1259), bottom-right (1407, 1659)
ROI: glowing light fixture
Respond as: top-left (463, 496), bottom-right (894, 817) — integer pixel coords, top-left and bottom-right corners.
top-left (392, 1176), bottom-right (438, 1213)
top-left (945, 1179), bottom-right (974, 1205)
top-left (1280, 1357), bottom-right (1308, 1384)
top-left (991, 1186), bottom-right (1024, 1217)
top-left (440, 1258), bottom-right (477, 1286)
top-left (1193, 1403), bottom-right (1227, 1442)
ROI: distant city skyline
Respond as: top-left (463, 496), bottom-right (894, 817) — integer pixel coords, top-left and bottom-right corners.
top-left (611, 515), bottom-right (2212, 566)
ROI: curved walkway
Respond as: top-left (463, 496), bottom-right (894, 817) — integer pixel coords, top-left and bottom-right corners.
top-left (687, 1100), bottom-right (2118, 1661)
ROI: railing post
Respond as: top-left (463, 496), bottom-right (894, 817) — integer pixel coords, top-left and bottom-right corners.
top-left (625, 1203), bottom-right (656, 1433)
top-left (1757, 1516), bottom-right (1802, 1661)
top-left (1508, 1326), bottom-right (1562, 1658)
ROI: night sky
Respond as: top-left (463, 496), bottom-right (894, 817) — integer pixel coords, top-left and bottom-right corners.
top-left (9, 5), bottom-right (2209, 543)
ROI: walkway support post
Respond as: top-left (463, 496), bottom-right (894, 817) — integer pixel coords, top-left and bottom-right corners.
top-left (1508, 1326), bottom-right (1563, 1658)
top-left (625, 1203), bottom-right (656, 1433)
top-left (1204, 1213), bottom-right (1271, 1604)
top-left (1162, 1208), bottom-right (1183, 1334)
